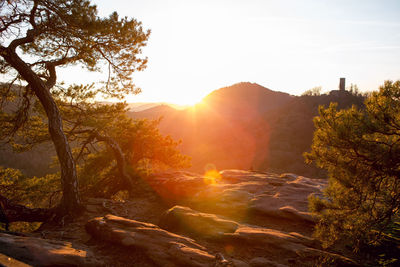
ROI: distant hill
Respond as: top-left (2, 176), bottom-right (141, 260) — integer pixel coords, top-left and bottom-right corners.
top-left (127, 102), bottom-right (166, 112)
top-left (129, 82), bottom-right (365, 177)
top-left (202, 82), bottom-right (292, 118)
top-left (129, 82), bottom-right (292, 173)
top-left (130, 104), bottom-right (180, 120)
top-left (99, 102), bottom-right (189, 112)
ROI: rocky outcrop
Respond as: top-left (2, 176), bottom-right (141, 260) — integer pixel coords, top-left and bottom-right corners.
top-left (146, 170), bottom-right (326, 225)
top-left (85, 214), bottom-right (216, 267)
top-left (1, 170), bottom-right (357, 266)
top-left (0, 233), bottom-right (99, 266)
top-left (160, 206), bottom-right (357, 266)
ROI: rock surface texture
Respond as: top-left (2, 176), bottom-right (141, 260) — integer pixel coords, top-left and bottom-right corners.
top-left (146, 170), bottom-right (326, 226)
top-left (0, 233), bottom-right (99, 266)
top-left (86, 214), bottom-right (216, 267)
top-left (3, 170), bottom-right (359, 266)
top-left (160, 205), bottom-right (356, 266)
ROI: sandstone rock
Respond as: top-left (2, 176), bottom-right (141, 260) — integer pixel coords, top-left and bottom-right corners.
top-left (0, 252), bottom-right (31, 267)
top-left (231, 258), bottom-right (250, 267)
top-left (224, 226), bottom-right (312, 253)
top-left (85, 214), bottom-right (216, 267)
top-left (158, 206), bottom-right (356, 266)
top-left (160, 205), bottom-right (239, 238)
top-left (225, 227), bottom-right (357, 266)
top-left (143, 170), bottom-right (357, 265)
top-left (249, 257), bottom-right (288, 267)
top-left (145, 171), bottom-right (206, 203)
top-left (148, 170), bottom-right (326, 225)
top-left (279, 173), bottom-right (298, 180)
top-left (0, 233), bottom-right (99, 266)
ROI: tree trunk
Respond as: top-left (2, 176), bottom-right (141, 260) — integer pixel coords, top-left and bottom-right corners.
top-left (1, 48), bottom-right (82, 215)
top-left (92, 131), bottom-right (135, 190)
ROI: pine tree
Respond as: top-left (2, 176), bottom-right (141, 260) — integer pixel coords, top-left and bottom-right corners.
top-left (305, 80), bottom-right (400, 249)
top-left (0, 0), bottom-right (149, 215)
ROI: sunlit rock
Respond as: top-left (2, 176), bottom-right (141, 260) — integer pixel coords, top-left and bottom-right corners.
top-left (159, 205), bottom-right (239, 238)
top-left (0, 233), bottom-right (99, 266)
top-left (157, 206), bottom-right (356, 266)
top-left (85, 214), bottom-right (216, 267)
top-left (148, 169), bottom-right (327, 224)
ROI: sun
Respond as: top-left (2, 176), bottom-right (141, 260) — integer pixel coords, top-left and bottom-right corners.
top-left (169, 94), bottom-right (203, 107)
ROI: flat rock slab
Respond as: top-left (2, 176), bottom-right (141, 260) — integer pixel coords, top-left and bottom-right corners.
top-left (0, 233), bottom-right (99, 267)
top-left (147, 170), bottom-right (327, 224)
top-left (85, 214), bottom-right (216, 267)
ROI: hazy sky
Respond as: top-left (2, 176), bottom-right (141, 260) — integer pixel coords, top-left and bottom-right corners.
top-left (64, 0), bottom-right (400, 105)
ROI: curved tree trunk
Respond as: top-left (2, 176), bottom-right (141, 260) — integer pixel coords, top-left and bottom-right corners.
top-left (1, 48), bottom-right (82, 215)
top-left (92, 131), bottom-right (135, 190)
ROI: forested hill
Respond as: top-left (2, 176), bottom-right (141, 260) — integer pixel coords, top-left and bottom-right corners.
top-left (0, 82), bottom-right (365, 178)
top-left (128, 82), bottom-right (365, 177)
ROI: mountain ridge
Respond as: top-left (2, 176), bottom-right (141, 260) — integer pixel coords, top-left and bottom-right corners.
top-left (128, 82), bottom-right (365, 176)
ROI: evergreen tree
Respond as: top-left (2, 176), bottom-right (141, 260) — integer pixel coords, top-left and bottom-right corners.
top-left (0, 0), bottom-right (149, 215)
top-left (305, 80), bottom-right (400, 249)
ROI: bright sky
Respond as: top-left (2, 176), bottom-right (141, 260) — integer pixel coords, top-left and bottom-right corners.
top-left (63, 0), bottom-right (400, 105)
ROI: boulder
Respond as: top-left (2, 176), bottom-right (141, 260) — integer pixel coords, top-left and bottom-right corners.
top-left (85, 214), bottom-right (216, 267)
top-left (0, 233), bottom-right (99, 266)
top-left (160, 205), bottom-right (239, 238)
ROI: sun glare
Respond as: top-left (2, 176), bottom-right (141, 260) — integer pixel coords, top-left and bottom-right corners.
top-left (170, 94), bottom-right (203, 107)
top-left (203, 169), bottom-right (221, 185)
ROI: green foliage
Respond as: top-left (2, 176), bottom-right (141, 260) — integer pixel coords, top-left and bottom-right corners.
top-left (52, 84), bottom-right (191, 173)
top-left (75, 114), bottom-right (191, 197)
top-left (0, 167), bottom-right (60, 206)
top-left (1, 83), bottom-right (191, 199)
top-left (0, 167), bottom-right (60, 231)
top-left (1, 0), bottom-right (151, 212)
top-left (1, 0), bottom-right (149, 97)
top-left (0, 0), bottom-right (150, 152)
top-left (63, 86), bottom-right (191, 196)
top-left (305, 80), bottom-right (400, 252)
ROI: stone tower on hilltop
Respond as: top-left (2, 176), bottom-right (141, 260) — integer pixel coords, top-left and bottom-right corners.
top-left (339, 78), bottom-right (345, 91)
top-left (329, 77), bottom-right (347, 96)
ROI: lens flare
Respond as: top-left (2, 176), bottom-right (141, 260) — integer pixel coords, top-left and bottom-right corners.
top-left (203, 169), bottom-right (221, 185)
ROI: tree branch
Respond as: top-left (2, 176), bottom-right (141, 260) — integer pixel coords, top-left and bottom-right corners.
top-left (0, 194), bottom-right (55, 224)
top-left (8, 28), bottom-right (39, 51)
